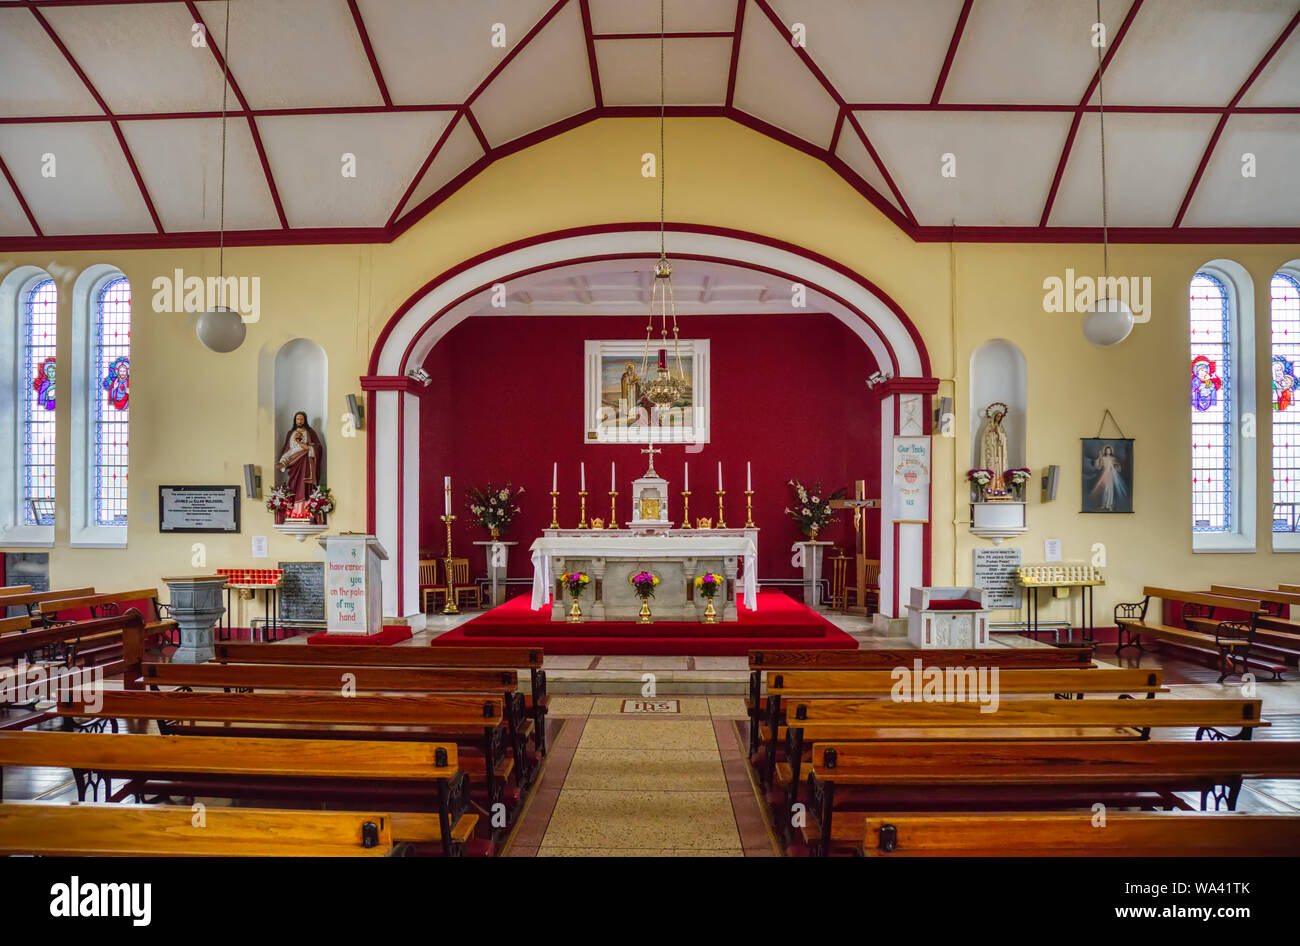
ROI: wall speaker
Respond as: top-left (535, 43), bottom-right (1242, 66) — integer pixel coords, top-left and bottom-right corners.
top-left (933, 395), bottom-right (953, 431)
top-left (243, 463), bottom-right (262, 499)
top-left (1041, 464), bottom-right (1059, 502)
top-left (346, 393), bottom-right (365, 430)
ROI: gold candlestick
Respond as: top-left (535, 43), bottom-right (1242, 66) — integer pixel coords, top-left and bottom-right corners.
top-left (744, 489), bottom-right (755, 528)
top-left (715, 490), bottom-right (727, 529)
top-left (680, 490), bottom-right (692, 528)
top-left (577, 490), bottom-right (589, 528)
top-left (440, 513), bottom-right (459, 615)
top-left (548, 490), bottom-right (559, 529)
top-left (608, 491), bottom-right (619, 529)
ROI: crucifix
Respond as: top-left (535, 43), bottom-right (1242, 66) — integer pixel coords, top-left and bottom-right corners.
top-left (829, 479), bottom-right (881, 612)
top-left (640, 442), bottom-right (662, 476)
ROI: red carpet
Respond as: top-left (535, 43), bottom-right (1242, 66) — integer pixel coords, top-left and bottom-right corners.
top-left (430, 591), bottom-right (858, 655)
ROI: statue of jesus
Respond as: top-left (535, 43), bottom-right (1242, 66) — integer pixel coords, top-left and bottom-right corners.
top-left (980, 402), bottom-right (1010, 498)
top-left (277, 411), bottom-right (325, 522)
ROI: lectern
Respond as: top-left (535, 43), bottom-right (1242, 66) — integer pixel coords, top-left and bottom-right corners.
top-left (317, 533), bottom-right (387, 636)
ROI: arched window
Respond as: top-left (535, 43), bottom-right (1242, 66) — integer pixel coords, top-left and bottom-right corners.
top-left (92, 277), bottom-right (130, 527)
top-left (1190, 262), bottom-right (1256, 552)
top-left (22, 279), bottom-right (57, 527)
top-left (1271, 268), bottom-right (1300, 544)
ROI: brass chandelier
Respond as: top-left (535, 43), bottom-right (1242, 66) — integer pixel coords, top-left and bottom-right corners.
top-left (638, 0), bottom-right (687, 414)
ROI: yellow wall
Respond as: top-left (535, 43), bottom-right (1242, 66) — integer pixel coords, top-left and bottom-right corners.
top-left (2, 117), bottom-right (1296, 626)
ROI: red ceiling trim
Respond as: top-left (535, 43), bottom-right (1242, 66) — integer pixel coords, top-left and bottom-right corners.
top-left (387, 111), bottom-right (465, 229)
top-left (0, 105), bottom-right (468, 125)
top-left (1038, 0), bottom-right (1146, 228)
top-left (465, 0), bottom-right (569, 109)
top-left (725, 0), bottom-right (746, 108)
top-left (28, 6), bottom-right (164, 233)
top-left (0, 153), bottom-right (42, 237)
top-left (464, 109), bottom-right (492, 153)
top-left (578, 0), bottom-right (603, 109)
top-left (752, 0), bottom-right (842, 106)
top-left (347, 0), bottom-right (392, 108)
top-left (185, 1), bottom-right (289, 230)
top-left (828, 107), bottom-right (845, 155)
top-left (1172, 6), bottom-right (1300, 228)
top-left (593, 31), bottom-right (735, 40)
top-left (930, 0), bottom-right (974, 105)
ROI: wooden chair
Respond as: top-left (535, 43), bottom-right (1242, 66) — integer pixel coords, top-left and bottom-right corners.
top-left (447, 558), bottom-right (481, 609)
top-left (418, 559), bottom-right (439, 613)
top-left (829, 552), bottom-right (853, 612)
top-left (862, 558), bottom-right (881, 613)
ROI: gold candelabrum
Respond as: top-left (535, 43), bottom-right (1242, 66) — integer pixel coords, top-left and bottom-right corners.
top-left (548, 490), bottom-right (559, 529)
top-left (608, 491), bottom-right (619, 529)
top-left (680, 490), bottom-right (692, 528)
top-left (577, 490), bottom-right (589, 528)
top-left (744, 489), bottom-right (755, 528)
top-left (715, 490), bottom-right (727, 529)
top-left (440, 513), bottom-right (458, 615)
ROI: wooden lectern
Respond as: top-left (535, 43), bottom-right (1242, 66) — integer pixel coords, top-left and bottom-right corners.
top-left (318, 533), bottom-right (387, 635)
top-left (829, 479), bottom-right (880, 613)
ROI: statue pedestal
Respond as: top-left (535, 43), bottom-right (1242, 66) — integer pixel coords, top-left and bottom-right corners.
top-left (970, 501), bottom-right (1027, 545)
top-left (798, 540), bottom-right (833, 607)
top-left (162, 575), bottom-right (228, 663)
top-left (472, 540), bottom-right (516, 607)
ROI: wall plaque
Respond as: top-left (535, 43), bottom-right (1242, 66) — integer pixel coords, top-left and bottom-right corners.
top-left (278, 561), bottom-right (326, 623)
top-left (973, 546), bottom-right (1023, 609)
top-left (159, 486), bottom-right (240, 533)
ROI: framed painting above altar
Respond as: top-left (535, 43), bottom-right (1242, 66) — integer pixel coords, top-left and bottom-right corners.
top-left (585, 339), bottom-right (710, 443)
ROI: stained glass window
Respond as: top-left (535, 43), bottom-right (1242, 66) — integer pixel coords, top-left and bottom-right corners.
top-left (94, 276), bottom-right (130, 527)
top-left (1272, 272), bottom-right (1300, 533)
top-left (22, 279), bottom-right (57, 526)
top-left (1190, 272), bottom-right (1232, 533)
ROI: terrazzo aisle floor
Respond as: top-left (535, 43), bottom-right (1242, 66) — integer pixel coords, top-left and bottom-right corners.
top-left (504, 696), bottom-right (776, 857)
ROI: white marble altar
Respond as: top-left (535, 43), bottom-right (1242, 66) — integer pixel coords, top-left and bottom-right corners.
top-left (531, 533), bottom-right (757, 622)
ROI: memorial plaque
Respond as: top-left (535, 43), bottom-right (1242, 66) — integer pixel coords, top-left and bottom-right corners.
top-left (3, 552), bottom-right (49, 618)
top-left (973, 547), bottom-right (1023, 609)
top-left (159, 486), bottom-right (240, 533)
top-left (278, 561), bottom-right (325, 622)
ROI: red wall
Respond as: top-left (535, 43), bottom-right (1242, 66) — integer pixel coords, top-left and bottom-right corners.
top-left (418, 313), bottom-right (881, 582)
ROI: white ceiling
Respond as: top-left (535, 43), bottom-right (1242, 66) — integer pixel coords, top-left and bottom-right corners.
top-left (0, 0), bottom-right (1297, 246)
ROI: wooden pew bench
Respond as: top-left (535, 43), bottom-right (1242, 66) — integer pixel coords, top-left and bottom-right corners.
top-left (1114, 587), bottom-right (1269, 682)
top-left (1198, 585), bottom-right (1300, 669)
top-left (799, 738), bottom-right (1300, 856)
top-left (855, 811), bottom-right (1300, 857)
top-left (0, 729), bottom-right (476, 856)
top-left (212, 640), bottom-right (550, 755)
top-left (0, 611), bottom-right (145, 683)
top-left (746, 646), bottom-right (1097, 755)
top-left (40, 588), bottom-right (178, 653)
top-left (0, 587), bottom-right (95, 620)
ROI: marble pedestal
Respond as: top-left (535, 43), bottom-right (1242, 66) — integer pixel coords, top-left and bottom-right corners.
top-left (798, 540), bottom-right (833, 608)
top-left (163, 574), bottom-right (228, 663)
top-left (473, 540), bottom-right (516, 607)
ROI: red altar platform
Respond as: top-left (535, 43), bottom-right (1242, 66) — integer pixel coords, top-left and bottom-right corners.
top-left (429, 591), bottom-right (858, 655)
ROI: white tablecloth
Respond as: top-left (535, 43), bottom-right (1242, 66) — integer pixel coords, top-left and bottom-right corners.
top-left (530, 534), bottom-right (758, 611)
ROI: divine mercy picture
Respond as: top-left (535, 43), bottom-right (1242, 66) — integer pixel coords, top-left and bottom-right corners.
top-left (1081, 437), bottom-right (1133, 514)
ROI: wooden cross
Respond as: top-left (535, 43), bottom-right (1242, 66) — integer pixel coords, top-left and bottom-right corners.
top-left (640, 442), bottom-right (662, 474)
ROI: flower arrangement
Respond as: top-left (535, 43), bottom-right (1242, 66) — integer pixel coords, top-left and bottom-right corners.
top-left (1004, 468), bottom-right (1033, 499)
top-left (628, 570), bottom-right (660, 599)
top-left (560, 572), bottom-right (590, 597)
top-left (784, 479), bottom-right (846, 539)
top-left (967, 468), bottom-right (993, 500)
top-left (306, 484), bottom-right (335, 517)
top-left (266, 483), bottom-right (294, 515)
top-left (694, 573), bottom-right (722, 597)
top-left (466, 483), bottom-right (524, 537)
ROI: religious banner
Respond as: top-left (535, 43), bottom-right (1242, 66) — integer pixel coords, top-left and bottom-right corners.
top-left (973, 546), bottom-right (1023, 609)
top-left (891, 437), bottom-right (930, 522)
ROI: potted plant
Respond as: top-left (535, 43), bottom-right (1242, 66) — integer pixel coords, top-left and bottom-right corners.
top-left (784, 480), bottom-right (845, 540)
top-left (966, 468), bottom-right (993, 502)
top-left (628, 570), bottom-right (659, 624)
top-left (1004, 468), bottom-right (1033, 500)
top-left (306, 484), bottom-right (334, 525)
top-left (266, 484), bottom-right (294, 525)
top-left (694, 572), bottom-right (722, 624)
top-left (466, 483), bottom-right (524, 540)
top-left (560, 571), bottom-right (590, 623)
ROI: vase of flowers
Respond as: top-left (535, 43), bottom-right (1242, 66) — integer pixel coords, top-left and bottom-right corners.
top-left (967, 468), bottom-right (993, 502)
top-left (561, 571), bottom-right (590, 623)
top-left (694, 572), bottom-right (722, 624)
top-left (785, 480), bottom-right (845, 538)
top-left (1005, 468), bottom-right (1032, 500)
top-left (266, 484), bottom-right (294, 525)
top-left (629, 570), bottom-right (659, 623)
top-left (306, 484), bottom-right (334, 524)
top-left (467, 483), bottom-right (524, 538)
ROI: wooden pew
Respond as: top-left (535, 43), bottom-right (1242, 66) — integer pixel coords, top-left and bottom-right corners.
top-left (40, 589), bottom-right (177, 652)
top-left (0, 586), bottom-right (31, 596)
top-left (211, 640), bottom-right (550, 754)
top-left (1199, 585), bottom-right (1300, 668)
top-left (801, 739), bottom-right (1300, 856)
top-left (0, 587), bottom-right (95, 619)
top-left (0, 729), bottom-right (474, 856)
top-left (0, 610), bottom-right (144, 676)
top-left (56, 689), bottom-right (518, 817)
top-left (1114, 587), bottom-right (1267, 681)
top-left (747, 645), bottom-right (1099, 756)
top-left (0, 801), bottom-right (410, 857)
top-left (855, 811), bottom-right (1300, 857)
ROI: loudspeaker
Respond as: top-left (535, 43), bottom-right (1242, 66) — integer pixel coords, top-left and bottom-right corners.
top-left (243, 463), bottom-right (262, 499)
top-left (346, 393), bottom-right (365, 430)
top-left (933, 395), bottom-right (953, 432)
top-left (1041, 464), bottom-right (1059, 502)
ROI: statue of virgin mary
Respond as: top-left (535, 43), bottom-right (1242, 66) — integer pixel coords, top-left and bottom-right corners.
top-left (980, 402), bottom-right (1010, 498)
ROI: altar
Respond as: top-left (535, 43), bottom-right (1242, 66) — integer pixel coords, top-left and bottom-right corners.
top-left (530, 533), bottom-right (757, 622)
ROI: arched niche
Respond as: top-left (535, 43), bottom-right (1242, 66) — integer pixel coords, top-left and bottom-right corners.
top-left (273, 338), bottom-right (328, 481)
top-left (970, 339), bottom-right (1028, 473)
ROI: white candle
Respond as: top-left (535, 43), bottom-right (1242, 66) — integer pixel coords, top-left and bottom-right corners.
top-left (552, 462), bottom-right (557, 492)
top-left (444, 475), bottom-right (451, 515)
top-left (684, 462), bottom-right (689, 491)
top-left (717, 461), bottom-right (723, 491)
top-left (580, 462), bottom-right (586, 492)
top-left (747, 461), bottom-right (752, 491)
top-left (611, 461), bottom-right (615, 491)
